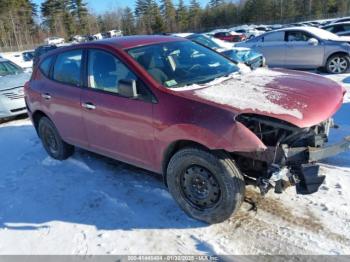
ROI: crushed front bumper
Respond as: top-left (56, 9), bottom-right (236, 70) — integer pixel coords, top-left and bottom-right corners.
top-left (237, 135), bottom-right (350, 195)
top-left (308, 136), bottom-right (350, 162)
top-left (282, 136), bottom-right (350, 165)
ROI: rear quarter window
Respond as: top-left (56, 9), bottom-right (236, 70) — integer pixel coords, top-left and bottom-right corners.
top-left (53, 50), bottom-right (82, 86)
top-left (39, 56), bottom-right (53, 77)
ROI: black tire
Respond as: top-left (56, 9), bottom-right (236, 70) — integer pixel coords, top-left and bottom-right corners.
top-left (326, 54), bottom-right (350, 74)
top-left (38, 117), bottom-right (74, 160)
top-left (166, 148), bottom-right (245, 224)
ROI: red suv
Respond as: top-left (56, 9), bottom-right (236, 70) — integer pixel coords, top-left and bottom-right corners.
top-left (25, 35), bottom-right (349, 224)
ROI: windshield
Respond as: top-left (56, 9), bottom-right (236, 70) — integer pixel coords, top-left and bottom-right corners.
top-left (187, 34), bottom-right (221, 50)
top-left (128, 41), bottom-right (238, 88)
top-left (0, 61), bottom-right (23, 76)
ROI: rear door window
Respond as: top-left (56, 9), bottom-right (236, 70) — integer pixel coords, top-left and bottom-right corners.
top-left (53, 50), bottom-right (82, 86)
top-left (263, 32), bottom-right (285, 42)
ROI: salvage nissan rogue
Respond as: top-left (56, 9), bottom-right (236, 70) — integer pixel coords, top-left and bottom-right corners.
top-left (24, 36), bottom-right (350, 224)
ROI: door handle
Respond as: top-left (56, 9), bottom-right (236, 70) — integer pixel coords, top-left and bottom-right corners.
top-left (41, 93), bottom-right (51, 100)
top-left (82, 102), bottom-right (96, 110)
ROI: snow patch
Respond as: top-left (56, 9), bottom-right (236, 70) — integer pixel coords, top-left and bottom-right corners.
top-left (42, 157), bottom-right (61, 167)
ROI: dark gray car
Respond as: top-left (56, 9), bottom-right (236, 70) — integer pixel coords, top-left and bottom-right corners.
top-left (236, 26), bottom-right (350, 74)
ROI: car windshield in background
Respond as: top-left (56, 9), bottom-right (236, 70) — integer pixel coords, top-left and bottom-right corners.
top-left (0, 61), bottom-right (23, 76)
top-left (187, 34), bottom-right (221, 50)
top-left (128, 41), bottom-right (238, 88)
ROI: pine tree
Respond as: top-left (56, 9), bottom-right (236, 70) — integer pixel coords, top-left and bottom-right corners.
top-left (188, 0), bottom-right (201, 30)
top-left (121, 7), bottom-right (136, 35)
top-left (160, 0), bottom-right (177, 32)
top-left (176, 0), bottom-right (188, 31)
top-left (69, 0), bottom-right (89, 34)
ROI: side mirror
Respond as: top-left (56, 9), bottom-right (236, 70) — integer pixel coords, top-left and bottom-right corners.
top-left (308, 38), bottom-right (319, 46)
top-left (118, 79), bottom-right (138, 98)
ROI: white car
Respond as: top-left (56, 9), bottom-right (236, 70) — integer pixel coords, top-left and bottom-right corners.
top-left (93, 33), bottom-right (103, 40)
top-left (235, 28), bottom-right (264, 39)
top-left (44, 37), bottom-right (65, 45)
top-left (0, 58), bottom-right (30, 120)
top-left (0, 51), bottom-right (34, 71)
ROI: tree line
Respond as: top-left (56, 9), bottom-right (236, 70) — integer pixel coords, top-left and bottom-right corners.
top-left (1, 0), bottom-right (350, 51)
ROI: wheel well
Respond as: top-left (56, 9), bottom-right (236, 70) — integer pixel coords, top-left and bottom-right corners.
top-left (162, 140), bottom-right (210, 184)
top-left (327, 52), bottom-right (350, 63)
top-left (32, 110), bottom-right (48, 130)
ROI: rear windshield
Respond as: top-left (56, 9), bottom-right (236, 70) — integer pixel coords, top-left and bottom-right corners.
top-left (0, 61), bottom-right (23, 76)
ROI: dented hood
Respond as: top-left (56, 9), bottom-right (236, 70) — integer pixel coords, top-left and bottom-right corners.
top-left (170, 68), bottom-right (345, 128)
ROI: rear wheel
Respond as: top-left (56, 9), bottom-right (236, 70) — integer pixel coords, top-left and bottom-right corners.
top-left (326, 54), bottom-right (350, 74)
top-left (38, 117), bottom-right (74, 160)
top-left (166, 148), bottom-right (245, 224)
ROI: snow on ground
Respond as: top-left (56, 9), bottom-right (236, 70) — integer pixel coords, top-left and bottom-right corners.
top-left (0, 73), bottom-right (349, 255)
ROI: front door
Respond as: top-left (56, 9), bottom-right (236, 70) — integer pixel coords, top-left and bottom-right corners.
top-left (81, 48), bottom-right (155, 169)
top-left (284, 30), bottom-right (324, 67)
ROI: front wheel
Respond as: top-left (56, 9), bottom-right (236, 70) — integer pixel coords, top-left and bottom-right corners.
top-left (326, 54), bottom-right (350, 74)
top-left (166, 148), bottom-right (245, 224)
top-left (38, 117), bottom-right (74, 160)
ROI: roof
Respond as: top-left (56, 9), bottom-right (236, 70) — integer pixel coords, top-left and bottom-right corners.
top-left (172, 33), bottom-right (194, 38)
top-left (271, 26), bottom-right (340, 40)
top-left (323, 21), bottom-right (350, 26)
top-left (94, 35), bottom-right (185, 49)
top-left (0, 58), bottom-right (10, 62)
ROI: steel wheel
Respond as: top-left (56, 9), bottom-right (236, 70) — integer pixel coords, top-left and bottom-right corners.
top-left (181, 165), bottom-right (221, 210)
top-left (327, 56), bottom-right (349, 74)
top-left (41, 124), bottom-right (59, 155)
top-left (38, 117), bottom-right (74, 160)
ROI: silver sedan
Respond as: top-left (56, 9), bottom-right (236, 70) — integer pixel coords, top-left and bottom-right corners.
top-left (0, 58), bottom-right (30, 120)
top-left (236, 27), bottom-right (350, 74)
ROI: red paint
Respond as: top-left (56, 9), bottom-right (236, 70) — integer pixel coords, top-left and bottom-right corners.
top-left (25, 36), bottom-right (345, 174)
top-left (214, 32), bottom-right (246, 42)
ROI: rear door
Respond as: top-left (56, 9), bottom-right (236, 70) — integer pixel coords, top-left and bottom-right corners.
top-left (253, 31), bottom-right (286, 66)
top-left (32, 49), bottom-right (87, 147)
top-left (284, 30), bottom-right (324, 67)
top-left (80, 48), bottom-right (155, 169)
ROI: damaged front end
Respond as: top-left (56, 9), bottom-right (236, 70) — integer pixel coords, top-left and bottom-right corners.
top-left (233, 114), bottom-right (350, 195)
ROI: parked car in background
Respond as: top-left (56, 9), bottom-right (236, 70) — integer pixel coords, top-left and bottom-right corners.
top-left (322, 22), bottom-right (350, 36)
top-left (0, 58), bottom-right (30, 120)
top-left (236, 26), bottom-right (350, 73)
top-left (106, 30), bottom-right (123, 38)
top-left (44, 37), bottom-right (65, 45)
top-left (23, 51), bottom-right (34, 62)
top-left (26, 35), bottom-right (349, 224)
top-left (255, 25), bottom-right (272, 32)
top-left (0, 50), bottom-right (34, 71)
top-left (71, 35), bottom-right (86, 43)
top-left (235, 28), bottom-right (263, 39)
top-left (214, 31), bottom-right (246, 42)
top-left (329, 17), bottom-right (350, 25)
top-left (174, 33), bottom-right (265, 69)
top-left (33, 45), bottom-right (57, 67)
